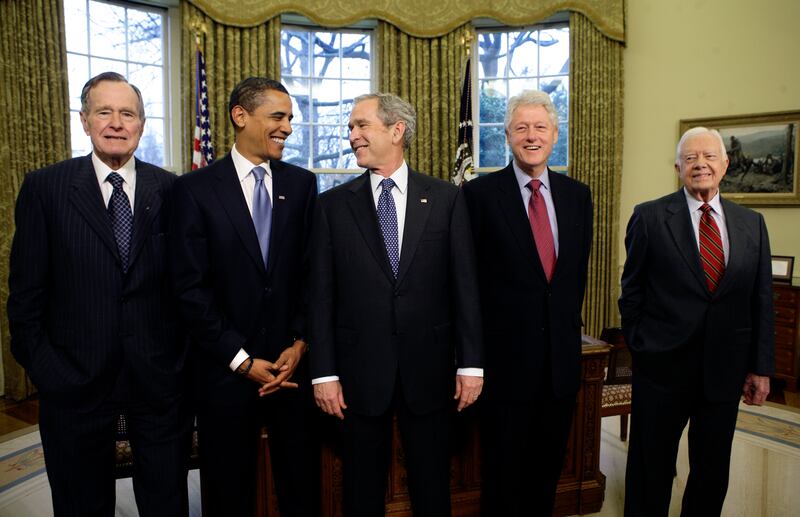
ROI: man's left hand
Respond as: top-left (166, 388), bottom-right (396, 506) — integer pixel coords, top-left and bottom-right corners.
top-left (454, 374), bottom-right (483, 412)
top-left (258, 339), bottom-right (307, 396)
top-left (742, 373), bottom-right (770, 406)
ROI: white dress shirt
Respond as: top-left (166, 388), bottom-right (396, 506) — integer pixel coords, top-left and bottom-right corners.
top-left (684, 188), bottom-right (729, 265)
top-left (513, 161), bottom-right (559, 257)
top-left (229, 144), bottom-right (275, 371)
top-left (92, 153), bottom-right (136, 213)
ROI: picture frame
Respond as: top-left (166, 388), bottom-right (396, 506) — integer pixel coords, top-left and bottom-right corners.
top-left (771, 255), bottom-right (794, 283)
top-left (678, 111), bottom-right (800, 206)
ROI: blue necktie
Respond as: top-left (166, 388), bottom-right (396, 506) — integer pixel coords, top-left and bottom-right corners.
top-left (251, 166), bottom-right (272, 267)
top-left (377, 178), bottom-right (399, 278)
top-left (106, 172), bottom-right (133, 273)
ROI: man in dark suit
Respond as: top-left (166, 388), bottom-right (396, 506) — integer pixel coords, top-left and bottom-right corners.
top-left (462, 89), bottom-right (593, 516)
top-left (310, 92), bottom-right (483, 516)
top-left (619, 127), bottom-right (774, 517)
top-left (7, 72), bottom-right (189, 517)
top-left (169, 77), bottom-right (318, 516)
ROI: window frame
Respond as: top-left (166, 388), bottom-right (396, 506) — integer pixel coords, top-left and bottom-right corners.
top-left (472, 20), bottom-right (570, 174)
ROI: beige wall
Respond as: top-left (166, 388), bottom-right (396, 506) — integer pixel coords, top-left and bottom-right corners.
top-left (621, 0), bottom-right (800, 282)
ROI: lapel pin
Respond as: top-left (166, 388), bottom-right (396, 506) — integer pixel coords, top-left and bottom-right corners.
top-left (421, 198), bottom-right (428, 203)
top-left (278, 195), bottom-right (286, 200)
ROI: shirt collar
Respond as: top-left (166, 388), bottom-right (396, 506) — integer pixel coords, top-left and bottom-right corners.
top-left (232, 144), bottom-right (272, 182)
top-left (370, 161), bottom-right (408, 194)
top-left (92, 152), bottom-right (136, 186)
top-left (512, 161), bottom-right (551, 192)
top-left (683, 187), bottom-right (723, 215)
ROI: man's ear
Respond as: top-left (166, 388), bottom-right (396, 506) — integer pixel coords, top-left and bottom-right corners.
top-left (231, 105), bottom-right (247, 129)
top-left (392, 121), bottom-right (406, 146)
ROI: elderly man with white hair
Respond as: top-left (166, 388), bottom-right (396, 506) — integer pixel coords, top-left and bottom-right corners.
top-left (618, 127), bottom-right (774, 517)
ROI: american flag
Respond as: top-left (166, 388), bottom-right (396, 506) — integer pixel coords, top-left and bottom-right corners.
top-left (451, 58), bottom-right (475, 186)
top-left (192, 47), bottom-right (214, 170)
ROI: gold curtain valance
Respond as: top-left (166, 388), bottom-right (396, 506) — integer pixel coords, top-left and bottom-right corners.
top-left (186, 0), bottom-right (625, 42)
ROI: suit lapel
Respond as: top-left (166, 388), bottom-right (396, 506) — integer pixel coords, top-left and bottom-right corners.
top-left (714, 198), bottom-right (747, 298)
top-left (664, 190), bottom-right (708, 293)
top-left (396, 170), bottom-right (431, 286)
top-left (549, 170), bottom-right (574, 282)
top-left (212, 155), bottom-right (266, 275)
top-left (266, 160), bottom-right (290, 277)
top-left (127, 161), bottom-right (162, 271)
top-left (69, 155), bottom-right (119, 262)
top-left (346, 171), bottom-right (396, 283)
top-left (496, 165), bottom-right (545, 281)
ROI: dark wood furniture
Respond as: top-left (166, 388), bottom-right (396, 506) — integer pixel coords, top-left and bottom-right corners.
top-left (599, 327), bottom-right (633, 441)
top-left (774, 283), bottom-right (800, 392)
top-left (257, 339), bottom-right (610, 516)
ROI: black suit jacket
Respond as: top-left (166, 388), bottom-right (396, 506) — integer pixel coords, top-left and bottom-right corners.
top-left (308, 169), bottom-right (483, 416)
top-left (619, 189), bottom-right (774, 401)
top-left (463, 165), bottom-right (593, 400)
top-left (168, 154), bottom-right (316, 406)
top-left (7, 155), bottom-right (184, 409)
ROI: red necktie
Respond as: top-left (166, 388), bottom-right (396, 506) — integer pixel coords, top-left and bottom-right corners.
top-left (527, 179), bottom-right (556, 281)
top-left (699, 203), bottom-right (725, 292)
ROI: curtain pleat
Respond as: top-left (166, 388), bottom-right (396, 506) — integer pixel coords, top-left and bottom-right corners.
top-left (0, 0), bottom-right (71, 400)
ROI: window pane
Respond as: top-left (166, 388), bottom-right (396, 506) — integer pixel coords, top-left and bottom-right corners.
top-left (550, 122), bottom-right (568, 167)
top-left (129, 64), bottom-right (163, 117)
top-left (508, 78), bottom-right (539, 99)
top-left (312, 125), bottom-right (341, 168)
top-left (286, 78), bottom-right (309, 124)
top-left (285, 124), bottom-right (310, 168)
top-left (89, 1), bottom-right (127, 60)
top-left (317, 173), bottom-right (360, 193)
top-left (312, 79), bottom-right (342, 124)
top-left (341, 79), bottom-right (370, 117)
top-left (67, 53), bottom-right (89, 111)
top-left (479, 81), bottom-right (506, 123)
top-left (341, 34), bottom-right (370, 79)
top-left (90, 56), bottom-right (126, 76)
top-left (478, 32), bottom-right (507, 78)
top-left (282, 30), bottom-right (311, 77)
top-left (64, 0), bottom-right (88, 53)
top-left (507, 31), bottom-right (539, 78)
top-left (539, 28), bottom-right (570, 76)
top-left (136, 117), bottom-right (164, 166)
top-left (314, 32), bottom-right (341, 78)
top-left (128, 9), bottom-right (162, 65)
top-left (545, 76), bottom-right (569, 121)
top-left (70, 111), bottom-right (91, 157)
top-left (340, 137), bottom-right (358, 169)
top-left (479, 125), bottom-right (507, 168)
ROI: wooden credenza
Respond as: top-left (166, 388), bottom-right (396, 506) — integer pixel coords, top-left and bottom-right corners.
top-left (774, 283), bottom-right (800, 392)
top-left (258, 340), bottom-right (610, 516)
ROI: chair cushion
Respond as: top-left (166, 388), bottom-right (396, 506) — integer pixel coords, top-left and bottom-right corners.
top-left (602, 383), bottom-right (632, 408)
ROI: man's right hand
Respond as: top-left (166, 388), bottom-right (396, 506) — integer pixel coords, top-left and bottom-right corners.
top-left (314, 380), bottom-right (347, 419)
top-left (241, 358), bottom-right (299, 395)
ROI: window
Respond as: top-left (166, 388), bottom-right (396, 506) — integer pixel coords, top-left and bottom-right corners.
top-left (64, 0), bottom-right (176, 168)
top-left (476, 24), bottom-right (570, 171)
top-left (280, 25), bottom-right (373, 188)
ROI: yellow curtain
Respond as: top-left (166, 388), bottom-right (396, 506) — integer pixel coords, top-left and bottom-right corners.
top-left (569, 11), bottom-right (625, 337)
top-left (181, 2), bottom-right (281, 171)
top-left (378, 22), bottom-right (470, 179)
top-left (187, 0), bottom-right (625, 42)
top-left (0, 0), bottom-right (71, 400)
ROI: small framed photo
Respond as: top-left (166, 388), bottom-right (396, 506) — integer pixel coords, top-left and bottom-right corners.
top-left (771, 256), bottom-right (794, 283)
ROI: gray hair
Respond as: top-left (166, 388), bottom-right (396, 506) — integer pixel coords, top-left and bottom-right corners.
top-left (353, 93), bottom-right (417, 149)
top-left (505, 90), bottom-right (558, 130)
top-left (80, 71), bottom-right (145, 120)
top-left (675, 127), bottom-right (728, 164)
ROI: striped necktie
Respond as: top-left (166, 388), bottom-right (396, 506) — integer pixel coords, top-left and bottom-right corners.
top-left (698, 203), bottom-right (725, 292)
top-left (526, 179), bottom-right (556, 282)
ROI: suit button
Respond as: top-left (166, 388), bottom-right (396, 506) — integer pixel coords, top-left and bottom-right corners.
top-left (119, 297), bottom-right (126, 303)
top-left (263, 287), bottom-right (272, 295)
top-left (259, 328), bottom-right (266, 335)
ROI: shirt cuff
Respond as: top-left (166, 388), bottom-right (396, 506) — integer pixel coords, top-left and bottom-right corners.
top-left (311, 376), bottom-right (340, 385)
top-left (229, 349), bottom-right (249, 371)
top-left (457, 368), bottom-right (484, 377)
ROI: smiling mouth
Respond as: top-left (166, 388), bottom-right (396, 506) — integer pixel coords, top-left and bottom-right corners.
top-left (523, 145), bottom-right (542, 151)
top-left (270, 137), bottom-right (285, 145)
top-left (352, 144), bottom-right (367, 152)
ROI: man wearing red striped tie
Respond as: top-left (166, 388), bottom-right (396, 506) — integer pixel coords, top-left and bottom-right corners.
top-left (619, 127), bottom-right (775, 517)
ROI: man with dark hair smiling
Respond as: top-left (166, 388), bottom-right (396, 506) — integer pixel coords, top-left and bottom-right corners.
top-left (8, 71), bottom-right (189, 516)
top-left (169, 77), bottom-right (319, 516)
